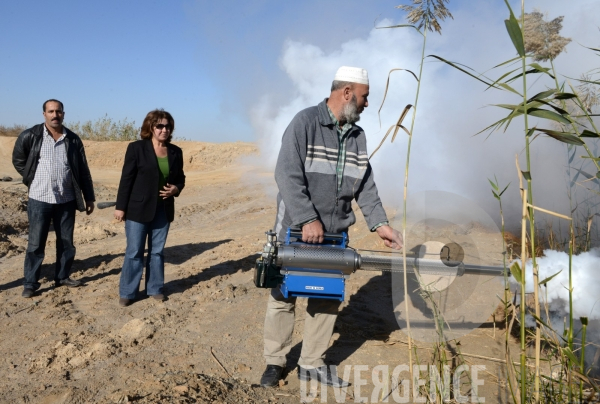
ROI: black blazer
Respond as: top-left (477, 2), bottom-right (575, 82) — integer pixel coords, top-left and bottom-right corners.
top-left (116, 139), bottom-right (185, 223)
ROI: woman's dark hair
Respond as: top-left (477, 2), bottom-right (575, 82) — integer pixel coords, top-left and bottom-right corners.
top-left (140, 109), bottom-right (174, 142)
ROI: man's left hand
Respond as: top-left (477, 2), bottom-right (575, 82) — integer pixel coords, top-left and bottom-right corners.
top-left (86, 201), bottom-right (95, 215)
top-left (376, 225), bottom-right (403, 250)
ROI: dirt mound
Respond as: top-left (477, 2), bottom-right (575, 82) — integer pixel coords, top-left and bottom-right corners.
top-left (0, 187), bottom-right (28, 258)
top-left (104, 372), bottom-right (291, 403)
top-left (83, 140), bottom-right (258, 171)
top-left (16, 372), bottom-right (293, 403)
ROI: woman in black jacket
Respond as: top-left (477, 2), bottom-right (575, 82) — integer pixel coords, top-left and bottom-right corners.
top-left (114, 109), bottom-right (185, 306)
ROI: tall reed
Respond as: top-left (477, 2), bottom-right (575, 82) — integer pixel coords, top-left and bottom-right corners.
top-left (428, 0), bottom-right (600, 401)
top-left (377, 1), bottom-right (453, 387)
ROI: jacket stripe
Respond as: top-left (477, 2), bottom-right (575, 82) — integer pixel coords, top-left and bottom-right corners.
top-left (274, 198), bottom-right (286, 235)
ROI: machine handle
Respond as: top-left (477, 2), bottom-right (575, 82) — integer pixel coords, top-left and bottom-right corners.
top-left (287, 229), bottom-right (346, 241)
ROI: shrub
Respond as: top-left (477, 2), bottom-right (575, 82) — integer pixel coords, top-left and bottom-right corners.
top-left (0, 125), bottom-right (26, 137)
top-left (67, 115), bottom-right (139, 141)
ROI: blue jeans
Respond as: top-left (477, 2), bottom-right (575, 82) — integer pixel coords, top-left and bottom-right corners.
top-left (24, 198), bottom-right (77, 291)
top-left (119, 204), bottom-right (170, 299)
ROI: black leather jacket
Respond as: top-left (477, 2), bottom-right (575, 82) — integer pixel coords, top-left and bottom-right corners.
top-left (12, 123), bottom-right (95, 212)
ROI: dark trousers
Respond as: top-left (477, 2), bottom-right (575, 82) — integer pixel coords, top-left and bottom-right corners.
top-left (24, 198), bottom-right (76, 290)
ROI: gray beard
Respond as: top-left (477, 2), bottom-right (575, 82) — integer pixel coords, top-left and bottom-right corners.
top-left (340, 95), bottom-right (360, 125)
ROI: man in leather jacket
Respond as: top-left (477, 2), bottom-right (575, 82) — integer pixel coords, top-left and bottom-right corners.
top-left (12, 99), bottom-right (95, 298)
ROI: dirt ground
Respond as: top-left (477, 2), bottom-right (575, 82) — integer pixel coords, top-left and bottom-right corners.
top-left (0, 136), bottom-right (547, 403)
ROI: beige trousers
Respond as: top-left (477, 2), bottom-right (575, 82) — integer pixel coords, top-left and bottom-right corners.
top-left (263, 287), bottom-right (340, 368)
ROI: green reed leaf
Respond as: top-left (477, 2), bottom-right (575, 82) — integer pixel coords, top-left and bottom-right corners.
top-left (530, 313), bottom-right (552, 329)
top-left (527, 89), bottom-right (556, 103)
top-left (495, 103), bottom-right (520, 110)
top-left (376, 24), bottom-right (423, 36)
top-left (580, 130), bottom-right (599, 138)
top-left (528, 109), bottom-right (571, 125)
top-left (488, 178), bottom-right (499, 192)
top-left (499, 183), bottom-right (510, 197)
top-left (510, 262), bottom-right (523, 284)
top-left (504, 16), bottom-right (525, 57)
top-left (533, 99), bottom-right (569, 115)
top-left (583, 46), bottom-right (600, 52)
top-left (540, 270), bottom-right (562, 286)
top-left (497, 82), bottom-right (521, 95)
top-left (486, 67), bottom-right (521, 91)
top-left (573, 77), bottom-right (600, 86)
top-left (491, 55), bottom-right (522, 69)
top-left (528, 63), bottom-right (552, 74)
top-left (562, 347), bottom-right (579, 365)
top-left (554, 92), bottom-right (577, 100)
top-left (536, 129), bottom-right (584, 145)
top-left (506, 68), bottom-right (554, 83)
top-left (496, 100), bottom-right (543, 112)
top-left (572, 168), bottom-right (600, 185)
top-left (474, 117), bottom-right (508, 136)
top-left (427, 55), bottom-right (492, 86)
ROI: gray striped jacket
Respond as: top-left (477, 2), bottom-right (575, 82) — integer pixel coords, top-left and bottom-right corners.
top-left (273, 99), bottom-right (388, 239)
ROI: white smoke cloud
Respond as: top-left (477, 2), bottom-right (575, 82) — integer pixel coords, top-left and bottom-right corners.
top-left (251, 9), bottom-right (600, 233)
top-left (249, 3), bottom-right (600, 369)
top-left (513, 249), bottom-right (600, 373)
top-left (514, 248), bottom-right (600, 320)
top-left (252, 21), bottom-right (423, 171)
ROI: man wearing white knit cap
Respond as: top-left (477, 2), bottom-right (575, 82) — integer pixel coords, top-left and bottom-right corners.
top-left (260, 66), bottom-right (403, 388)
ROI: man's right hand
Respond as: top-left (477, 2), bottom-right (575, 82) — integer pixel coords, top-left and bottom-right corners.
top-left (302, 220), bottom-right (324, 244)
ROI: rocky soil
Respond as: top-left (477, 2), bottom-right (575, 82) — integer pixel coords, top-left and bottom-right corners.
top-left (0, 137), bottom-right (543, 403)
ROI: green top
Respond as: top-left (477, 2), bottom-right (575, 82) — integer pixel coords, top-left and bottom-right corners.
top-left (157, 156), bottom-right (169, 201)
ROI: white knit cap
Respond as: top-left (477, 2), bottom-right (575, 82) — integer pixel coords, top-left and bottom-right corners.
top-left (334, 66), bottom-right (369, 85)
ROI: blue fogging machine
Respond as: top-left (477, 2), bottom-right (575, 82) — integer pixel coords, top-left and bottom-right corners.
top-left (253, 228), bottom-right (506, 302)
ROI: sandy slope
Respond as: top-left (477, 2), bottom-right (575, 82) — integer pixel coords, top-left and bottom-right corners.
top-left (0, 138), bottom-right (522, 403)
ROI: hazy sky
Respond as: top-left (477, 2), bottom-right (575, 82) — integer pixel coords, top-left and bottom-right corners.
top-left (1, 0), bottom-right (592, 141)
top-left (0, 1), bottom-right (596, 139)
top-left (0, 0), bottom-right (406, 141)
top-left (2, 0), bottom-right (600, 227)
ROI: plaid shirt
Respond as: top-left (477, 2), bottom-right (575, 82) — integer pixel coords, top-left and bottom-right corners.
top-left (28, 126), bottom-right (75, 204)
top-left (314, 106), bottom-right (387, 232)
top-left (326, 105), bottom-right (353, 193)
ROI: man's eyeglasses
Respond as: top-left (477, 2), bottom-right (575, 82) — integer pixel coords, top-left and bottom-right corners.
top-left (155, 124), bottom-right (172, 130)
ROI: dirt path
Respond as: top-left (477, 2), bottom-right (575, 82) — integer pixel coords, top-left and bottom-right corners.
top-left (0, 139), bottom-right (522, 403)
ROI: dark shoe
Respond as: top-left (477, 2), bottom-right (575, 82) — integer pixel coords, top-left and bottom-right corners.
top-left (151, 294), bottom-right (165, 301)
top-left (22, 288), bottom-right (35, 298)
top-left (55, 278), bottom-right (82, 288)
top-left (298, 365), bottom-right (350, 388)
top-left (260, 365), bottom-right (284, 387)
top-left (119, 298), bottom-right (131, 307)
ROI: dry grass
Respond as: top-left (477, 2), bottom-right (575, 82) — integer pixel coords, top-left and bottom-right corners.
top-left (0, 125), bottom-right (26, 137)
